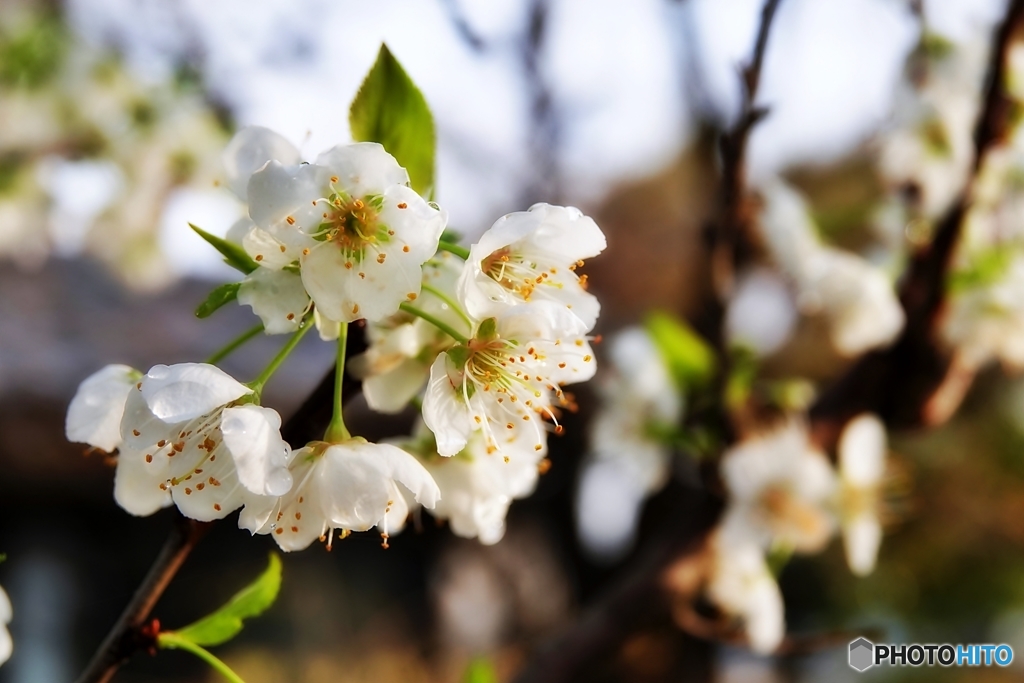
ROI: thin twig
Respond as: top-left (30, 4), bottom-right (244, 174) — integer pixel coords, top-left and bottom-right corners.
top-left (74, 515), bottom-right (209, 683)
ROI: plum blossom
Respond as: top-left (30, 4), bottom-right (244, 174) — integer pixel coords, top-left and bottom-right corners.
top-left (838, 413), bottom-right (887, 576)
top-left (114, 363), bottom-right (292, 521)
top-left (393, 422), bottom-right (547, 544)
top-left (65, 364), bottom-right (140, 452)
top-left (458, 203), bottom-right (606, 331)
top-left (237, 267), bottom-right (311, 335)
top-left (240, 438), bottom-right (440, 551)
top-left (422, 301), bottom-right (596, 459)
top-left (706, 515), bottom-right (785, 655)
top-left (719, 419), bottom-right (837, 554)
top-left (758, 180), bottom-right (904, 356)
top-left (223, 126), bottom-right (447, 324)
top-left (350, 251), bottom-right (471, 413)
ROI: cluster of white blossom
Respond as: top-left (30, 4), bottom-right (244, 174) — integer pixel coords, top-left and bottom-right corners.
top-left (0, 10), bottom-right (228, 289)
top-left (65, 126), bottom-right (605, 551)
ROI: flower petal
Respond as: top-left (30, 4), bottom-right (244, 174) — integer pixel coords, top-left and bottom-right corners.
top-left (423, 353), bottom-right (472, 456)
top-left (66, 364), bottom-right (139, 451)
top-left (247, 160), bottom-right (330, 234)
top-left (838, 413), bottom-right (886, 487)
top-left (315, 142), bottom-right (409, 198)
top-left (363, 358), bottom-right (431, 414)
top-left (238, 269), bottom-right (310, 334)
top-left (221, 405), bottom-right (293, 496)
top-left (140, 363), bottom-right (251, 423)
top-left (223, 126), bottom-right (301, 201)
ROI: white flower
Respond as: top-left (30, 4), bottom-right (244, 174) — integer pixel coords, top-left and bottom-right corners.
top-left (458, 203), bottom-right (606, 331)
top-left (394, 422), bottom-right (547, 545)
top-left (707, 515), bottom-right (785, 655)
top-left (244, 142), bottom-right (446, 323)
top-left (422, 301), bottom-right (596, 458)
top-left (66, 364), bottom-right (140, 452)
top-left (838, 413), bottom-right (887, 576)
top-left (0, 584), bottom-right (10, 667)
top-left (116, 363), bottom-right (292, 521)
top-left (589, 327), bottom-right (682, 494)
top-left (240, 438), bottom-right (440, 551)
top-left (222, 126), bottom-right (301, 202)
top-left (942, 255), bottom-right (1024, 370)
top-left (350, 251), bottom-right (471, 413)
top-left (725, 267), bottom-right (798, 357)
top-left (758, 180), bottom-right (904, 356)
top-left (719, 420), bottom-right (837, 554)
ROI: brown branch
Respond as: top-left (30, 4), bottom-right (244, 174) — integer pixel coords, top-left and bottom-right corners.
top-left (810, 0), bottom-right (1024, 447)
top-left (75, 326), bottom-right (367, 683)
top-left (74, 515), bottom-right (209, 683)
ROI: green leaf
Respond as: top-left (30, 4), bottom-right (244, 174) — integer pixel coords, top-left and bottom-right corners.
top-left (174, 553), bottom-right (282, 647)
top-left (440, 228), bottom-right (463, 244)
top-left (191, 223), bottom-right (258, 274)
top-left (349, 44), bottom-right (436, 196)
top-left (196, 283), bottom-right (241, 318)
top-left (948, 246), bottom-right (1016, 294)
top-left (644, 311), bottom-right (716, 391)
top-left (462, 658), bottom-right (498, 683)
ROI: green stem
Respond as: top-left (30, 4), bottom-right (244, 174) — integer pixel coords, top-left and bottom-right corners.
top-left (205, 324), bottom-right (264, 365)
top-left (158, 632), bottom-right (246, 683)
top-left (421, 283), bottom-right (472, 327)
top-left (400, 302), bottom-right (470, 343)
top-left (437, 240), bottom-right (470, 260)
top-left (324, 322), bottom-right (351, 443)
top-left (249, 319), bottom-right (313, 394)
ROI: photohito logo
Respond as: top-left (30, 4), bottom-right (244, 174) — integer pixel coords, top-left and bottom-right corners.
top-left (848, 638), bottom-right (1013, 671)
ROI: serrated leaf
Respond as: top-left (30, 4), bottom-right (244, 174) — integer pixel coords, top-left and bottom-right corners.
top-left (462, 658), bottom-right (498, 683)
top-left (349, 44), bottom-right (435, 196)
top-left (195, 283), bottom-right (241, 318)
top-left (174, 553), bottom-right (282, 647)
top-left (644, 311), bottom-right (716, 390)
top-left (191, 223), bottom-right (258, 274)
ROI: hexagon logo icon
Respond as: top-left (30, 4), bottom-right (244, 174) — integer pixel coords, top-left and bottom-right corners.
top-left (849, 638), bottom-right (875, 672)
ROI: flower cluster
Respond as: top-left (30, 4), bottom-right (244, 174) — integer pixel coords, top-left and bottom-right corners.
top-left (66, 126), bottom-right (606, 552)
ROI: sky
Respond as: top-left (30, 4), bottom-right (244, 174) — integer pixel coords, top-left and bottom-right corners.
top-left (61, 0), bottom-right (1007, 279)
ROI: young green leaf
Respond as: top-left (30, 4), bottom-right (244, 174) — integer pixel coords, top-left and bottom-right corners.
top-left (196, 283), bottom-right (241, 318)
top-left (173, 553), bottom-right (282, 647)
top-left (644, 311), bottom-right (716, 390)
top-left (190, 223), bottom-right (258, 274)
top-left (349, 44), bottom-right (435, 196)
top-left (462, 657), bottom-right (498, 683)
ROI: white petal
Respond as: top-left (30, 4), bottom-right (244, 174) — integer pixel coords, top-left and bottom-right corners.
top-left (422, 354), bottom-right (472, 456)
top-left (223, 126), bottom-right (301, 201)
top-left (226, 217), bottom-right (256, 246)
top-left (375, 185), bottom-right (447, 262)
top-left (314, 308), bottom-right (341, 341)
top-left (247, 161), bottom-right (330, 232)
top-left (66, 364), bottom-right (138, 451)
top-left (169, 442), bottom-right (249, 522)
top-left (114, 390), bottom-right (173, 516)
top-left (238, 269), bottom-right (310, 334)
top-left (221, 405), bottom-right (293, 496)
top-left (315, 142), bottom-right (409, 198)
top-left (140, 363), bottom-right (251, 424)
top-left (745, 579), bottom-right (785, 654)
top-left (843, 512), bottom-right (882, 577)
top-left (363, 358), bottom-right (430, 414)
top-left (838, 413), bottom-right (886, 487)
top-left (241, 224), bottom-right (299, 270)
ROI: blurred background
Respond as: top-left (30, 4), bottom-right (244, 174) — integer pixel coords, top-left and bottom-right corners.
top-left (3, 0), bottom-right (1024, 681)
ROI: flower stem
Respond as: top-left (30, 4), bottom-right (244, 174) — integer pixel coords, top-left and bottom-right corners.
top-left (205, 324), bottom-right (264, 365)
top-left (324, 322), bottom-right (351, 443)
top-left (421, 283), bottom-right (473, 327)
top-left (249, 319), bottom-right (313, 394)
top-left (400, 302), bottom-right (470, 343)
top-left (437, 240), bottom-right (470, 260)
top-left (158, 632), bottom-right (246, 683)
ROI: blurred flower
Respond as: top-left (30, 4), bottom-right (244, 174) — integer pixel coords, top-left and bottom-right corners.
top-left (458, 203), bottom-right (606, 331)
top-left (725, 267), bottom-right (798, 357)
top-left (707, 516), bottom-right (784, 655)
top-left (719, 419), bottom-right (837, 554)
top-left (0, 584), bottom-right (9, 667)
top-left (758, 179), bottom-right (904, 356)
top-left (838, 413), bottom-right (887, 577)
top-left (240, 438), bottom-right (439, 551)
top-left (350, 251), bottom-right (470, 413)
top-left (115, 363), bottom-right (291, 520)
